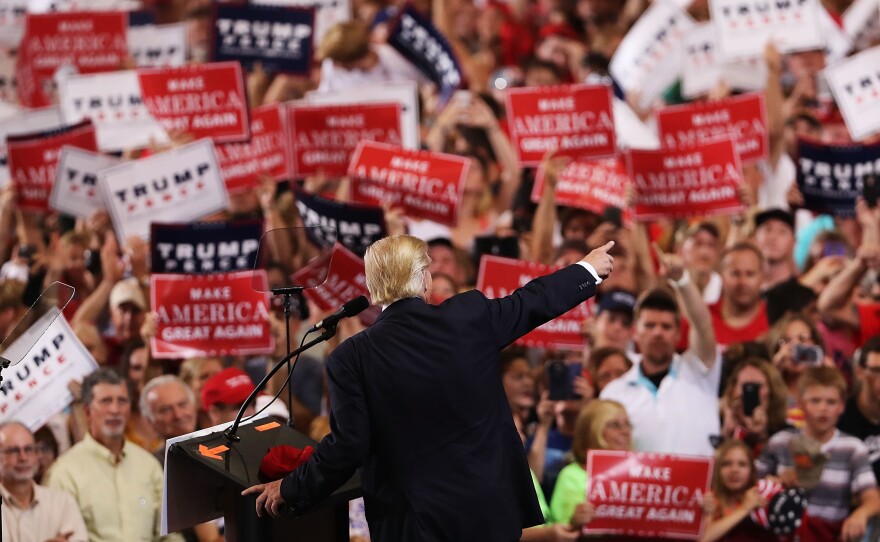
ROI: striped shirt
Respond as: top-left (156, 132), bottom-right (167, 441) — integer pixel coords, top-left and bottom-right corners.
top-left (756, 429), bottom-right (877, 523)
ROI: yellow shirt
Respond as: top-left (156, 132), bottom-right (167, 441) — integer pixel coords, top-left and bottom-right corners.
top-left (0, 482), bottom-right (89, 542)
top-left (44, 434), bottom-right (182, 542)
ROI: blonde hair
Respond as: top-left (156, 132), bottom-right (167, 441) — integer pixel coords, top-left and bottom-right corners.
top-left (572, 399), bottom-right (629, 465)
top-left (317, 21), bottom-right (370, 63)
top-left (364, 235), bottom-right (431, 306)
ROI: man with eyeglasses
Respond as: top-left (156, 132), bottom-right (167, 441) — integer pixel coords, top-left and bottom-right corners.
top-left (839, 335), bottom-right (880, 484)
top-left (0, 421), bottom-right (87, 542)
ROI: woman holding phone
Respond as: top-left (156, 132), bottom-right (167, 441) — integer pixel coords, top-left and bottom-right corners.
top-left (720, 358), bottom-right (789, 455)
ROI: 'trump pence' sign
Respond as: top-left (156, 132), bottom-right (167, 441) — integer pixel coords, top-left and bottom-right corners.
top-left (709, 0), bottom-right (825, 59)
top-left (825, 45), bottom-right (880, 141)
top-left (0, 311), bottom-right (99, 431)
top-left (49, 147), bottom-right (119, 218)
top-left (99, 139), bottom-right (229, 241)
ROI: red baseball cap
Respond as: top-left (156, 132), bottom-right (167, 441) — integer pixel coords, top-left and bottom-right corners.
top-left (201, 368), bottom-right (255, 411)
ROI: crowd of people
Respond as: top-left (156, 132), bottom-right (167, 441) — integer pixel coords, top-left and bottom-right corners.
top-left (0, 0), bottom-right (879, 539)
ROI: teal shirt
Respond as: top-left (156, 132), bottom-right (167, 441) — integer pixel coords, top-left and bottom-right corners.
top-left (549, 462), bottom-right (587, 526)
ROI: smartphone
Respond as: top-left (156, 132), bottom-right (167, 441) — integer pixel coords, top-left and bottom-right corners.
top-left (547, 361), bottom-right (571, 401)
top-left (16, 244), bottom-right (34, 262)
top-left (742, 382), bottom-right (760, 417)
top-left (864, 174), bottom-right (878, 208)
top-left (823, 241), bottom-right (847, 258)
top-left (602, 206), bottom-right (623, 229)
top-left (793, 344), bottom-right (824, 366)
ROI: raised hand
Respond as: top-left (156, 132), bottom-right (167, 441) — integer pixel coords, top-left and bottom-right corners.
top-left (582, 241), bottom-right (615, 278)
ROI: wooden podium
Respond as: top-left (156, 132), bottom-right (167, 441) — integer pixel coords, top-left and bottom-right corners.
top-left (162, 418), bottom-right (361, 542)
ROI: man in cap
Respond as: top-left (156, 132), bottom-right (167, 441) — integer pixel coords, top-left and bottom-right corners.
top-left (590, 289), bottom-right (636, 351)
top-left (754, 208), bottom-right (797, 290)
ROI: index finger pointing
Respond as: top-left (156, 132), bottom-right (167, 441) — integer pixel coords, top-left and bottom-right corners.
top-left (600, 240), bottom-right (615, 252)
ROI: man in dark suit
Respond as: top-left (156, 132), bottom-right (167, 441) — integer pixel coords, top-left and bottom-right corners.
top-left (243, 234), bottom-right (614, 541)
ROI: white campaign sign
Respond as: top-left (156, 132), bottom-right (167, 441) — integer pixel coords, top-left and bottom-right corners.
top-left (710, 0), bottom-right (825, 59)
top-left (305, 81), bottom-right (420, 149)
top-left (49, 147), bottom-right (118, 218)
top-left (0, 106), bottom-right (63, 188)
top-left (825, 45), bottom-right (880, 141)
top-left (682, 23), bottom-right (768, 98)
top-left (610, 2), bottom-right (695, 109)
top-left (59, 70), bottom-right (169, 152)
top-left (0, 310), bottom-right (98, 431)
top-left (128, 23), bottom-right (187, 68)
top-left (844, 0), bottom-right (880, 51)
top-left (253, 0), bottom-right (351, 45)
top-left (27, 0), bottom-right (141, 11)
top-left (99, 139), bottom-right (229, 241)
top-left (818, 5), bottom-right (853, 63)
top-left (612, 98), bottom-right (660, 150)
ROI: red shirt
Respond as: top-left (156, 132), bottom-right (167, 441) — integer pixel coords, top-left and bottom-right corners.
top-left (709, 300), bottom-right (770, 347)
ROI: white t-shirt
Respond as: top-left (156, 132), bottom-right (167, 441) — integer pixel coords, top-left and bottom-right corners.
top-left (317, 44), bottom-right (428, 93)
top-left (600, 349), bottom-right (722, 457)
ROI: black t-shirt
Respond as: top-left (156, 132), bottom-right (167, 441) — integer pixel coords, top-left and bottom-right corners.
top-left (838, 396), bottom-right (880, 482)
top-left (644, 367), bottom-right (670, 390)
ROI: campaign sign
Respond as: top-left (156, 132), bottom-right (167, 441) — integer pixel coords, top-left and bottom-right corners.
top-left (291, 242), bottom-right (369, 312)
top-left (216, 103), bottom-right (291, 194)
top-left (613, 98), bottom-right (661, 150)
top-left (254, 0), bottom-right (351, 46)
top-left (657, 93), bottom-right (768, 164)
top-left (48, 147), bottom-right (118, 218)
top-left (681, 22), bottom-right (767, 98)
top-left (138, 62), bottom-right (250, 143)
top-left (844, 0), bottom-right (880, 51)
top-left (151, 220), bottom-right (262, 274)
top-left (16, 11), bottom-right (128, 108)
top-left (0, 310), bottom-right (99, 431)
top-left (305, 82), bottom-right (420, 150)
top-left (626, 136), bottom-right (745, 220)
top-left (610, 2), bottom-right (694, 109)
top-left (99, 139), bottom-right (229, 241)
top-left (0, 106), bottom-right (62, 188)
top-left (287, 102), bottom-right (402, 176)
top-left (150, 270), bottom-right (274, 359)
top-left (8, 120), bottom-right (97, 211)
top-left (505, 85), bottom-right (616, 166)
top-left (59, 70), bottom-right (169, 152)
top-left (214, 4), bottom-right (314, 74)
top-left (826, 46), bottom-right (880, 141)
top-left (796, 137), bottom-right (880, 217)
top-left (387, 3), bottom-right (464, 103)
top-left (709, 0), bottom-right (825, 59)
top-left (585, 450), bottom-right (713, 540)
top-left (530, 158), bottom-right (631, 220)
top-left (294, 187), bottom-right (386, 256)
top-left (128, 23), bottom-right (187, 68)
top-left (348, 141), bottom-right (470, 227)
top-left (476, 256), bottom-right (591, 350)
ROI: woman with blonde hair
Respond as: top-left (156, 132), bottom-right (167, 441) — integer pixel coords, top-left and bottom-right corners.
top-left (549, 399), bottom-right (632, 529)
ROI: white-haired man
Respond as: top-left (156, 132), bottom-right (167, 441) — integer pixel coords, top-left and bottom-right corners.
top-left (244, 234), bottom-right (614, 541)
top-left (140, 375), bottom-right (197, 466)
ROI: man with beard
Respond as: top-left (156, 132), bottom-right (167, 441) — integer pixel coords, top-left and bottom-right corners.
top-left (710, 243), bottom-right (770, 347)
top-left (0, 422), bottom-right (87, 541)
top-left (45, 369), bottom-right (181, 542)
top-left (600, 250), bottom-right (720, 456)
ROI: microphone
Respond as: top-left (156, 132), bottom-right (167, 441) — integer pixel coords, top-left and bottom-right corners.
top-left (309, 296), bottom-right (370, 332)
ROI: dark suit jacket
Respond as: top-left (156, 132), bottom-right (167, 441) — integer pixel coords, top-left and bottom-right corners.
top-left (280, 264), bottom-right (598, 541)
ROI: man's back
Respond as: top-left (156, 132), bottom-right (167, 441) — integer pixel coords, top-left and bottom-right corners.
top-left (282, 263), bottom-right (600, 541)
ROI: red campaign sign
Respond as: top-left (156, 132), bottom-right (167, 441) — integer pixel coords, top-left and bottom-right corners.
top-left (530, 158), bottom-right (632, 223)
top-left (290, 243), bottom-right (369, 312)
top-left (656, 93), bottom-right (768, 164)
top-left (216, 103), bottom-right (290, 194)
top-left (137, 62), bottom-right (250, 143)
top-left (505, 84), bottom-right (616, 166)
top-left (16, 12), bottom-right (128, 108)
top-left (476, 255), bottom-right (591, 350)
top-left (8, 120), bottom-right (98, 211)
top-left (586, 450), bottom-right (713, 540)
top-left (348, 141), bottom-right (470, 227)
top-left (626, 136), bottom-right (745, 221)
top-left (287, 102), bottom-right (403, 177)
top-left (150, 270), bottom-right (274, 359)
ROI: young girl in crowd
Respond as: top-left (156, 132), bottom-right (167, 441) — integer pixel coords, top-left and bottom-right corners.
top-left (701, 440), bottom-right (776, 542)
